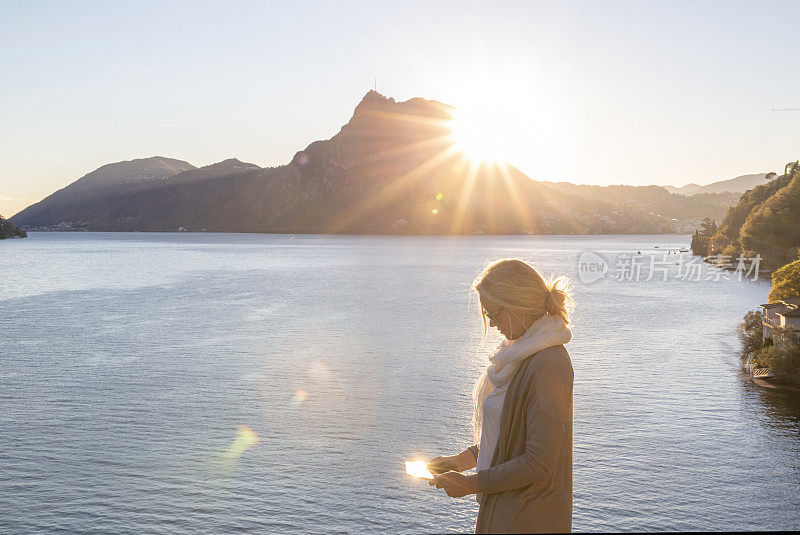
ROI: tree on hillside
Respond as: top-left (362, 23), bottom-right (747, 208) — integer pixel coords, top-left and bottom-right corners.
top-left (769, 257), bottom-right (800, 302)
top-left (759, 326), bottom-right (800, 377)
top-left (701, 218), bottom-right (717, 236)
top-left (737, 310), bottom-right (764, 365)
top-left (738, 309), bottom-right (800, 381)
top-left (691, 230), bottom-right (702, 255)
top-left (707, 231), bottom-right (731, 256)
top-left (719, 172), bottom-right (792, 240)
top-left (766, 172), bottom-right (777, 181)
top-left (739, 167), bottom-right (800, 268)
top-left (690, 217), bottom-right (718, 256)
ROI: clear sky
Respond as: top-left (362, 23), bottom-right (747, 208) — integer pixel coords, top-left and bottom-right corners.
top-left (2, 0), bottom-right (799, 217)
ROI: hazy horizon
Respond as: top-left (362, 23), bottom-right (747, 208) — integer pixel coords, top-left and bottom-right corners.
top-left (2, 0), bottom-right (799, 217)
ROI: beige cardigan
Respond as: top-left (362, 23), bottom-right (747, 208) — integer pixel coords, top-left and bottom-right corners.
top-left (474, 344), bottom-right (573, 534)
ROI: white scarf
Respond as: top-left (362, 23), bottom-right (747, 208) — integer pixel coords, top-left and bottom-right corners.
top-left (472, 313), bottom-right (572, 442)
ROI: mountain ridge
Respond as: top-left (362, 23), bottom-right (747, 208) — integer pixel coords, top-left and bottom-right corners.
top-left (10, 156), bottom-right (196, 229)
top-left (11, 91), bottom-right (738, 235)
top-left (662, 173), bottom-right (768, 195)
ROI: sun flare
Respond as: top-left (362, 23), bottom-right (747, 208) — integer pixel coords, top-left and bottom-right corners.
top-left (449, 108), bottom-right (510, 164)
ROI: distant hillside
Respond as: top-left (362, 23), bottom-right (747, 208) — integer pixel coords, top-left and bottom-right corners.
top-left (11, 91), bottom-right (735, 235)
top-left (664, 173), bottom-right (768, 195)
top-left (542, 182), bottom-right (735, 222)
top-left (11, 157), bottom-right (196, 229)
top-left (0, 215), bottom-right (26, 238)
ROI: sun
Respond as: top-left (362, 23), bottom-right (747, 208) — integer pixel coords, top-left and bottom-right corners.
top-left (449, 107), bottom-right (510, 164)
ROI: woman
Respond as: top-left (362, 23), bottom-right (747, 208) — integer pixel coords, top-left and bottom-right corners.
top-left (427, 259), bottom-right (574, 534)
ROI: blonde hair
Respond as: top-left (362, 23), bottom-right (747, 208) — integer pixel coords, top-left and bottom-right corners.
top-left (471, 259), bottom-right (573, 443)
top-left (473, 258), bottom-right (572, 334)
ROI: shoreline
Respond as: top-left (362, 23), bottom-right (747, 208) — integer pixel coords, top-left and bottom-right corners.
top-left (17, 228), bottom-right (694, 237)
top-left (740, 370), bottom-right (800, 393)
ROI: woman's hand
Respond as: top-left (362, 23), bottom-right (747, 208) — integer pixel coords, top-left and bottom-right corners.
top-left (426, 455), bottom-right (461, 475)
top-left (427, 449), bottom-right (477, 474)
top-left (429, 472), bottom-right (480, 498)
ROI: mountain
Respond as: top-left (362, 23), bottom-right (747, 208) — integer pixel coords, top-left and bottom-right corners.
top-left (10, 156), bottom-right (196, 229)
top-left (663, 173), bottom-right (769, 196)
top-left (11, 91), bottom-right (736, 235)
top-left (0, 215), bottom-right (26, 238)
top-left (664, 183), bottom-right (703, 195)
top-left (541, 182), bottom-right (734, 222)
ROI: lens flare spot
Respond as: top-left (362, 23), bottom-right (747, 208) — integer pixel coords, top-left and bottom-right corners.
top-left (405, 461), bottom-right (434, 479)
top-left (289, 389), bottom-right (308, 409)
top-left (431, 208), bottom-right (439, 215)
top-left (225, 425), bottom-right (260, 459)
top-left (435, 192), bottom-right (443, 201)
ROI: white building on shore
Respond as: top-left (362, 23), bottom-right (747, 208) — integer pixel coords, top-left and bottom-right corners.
top-left (761, 295), bottom-right (800, 343)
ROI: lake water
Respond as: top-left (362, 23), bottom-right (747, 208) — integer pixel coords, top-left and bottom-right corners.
top-left (2, 232), bottom-right (799, 533)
